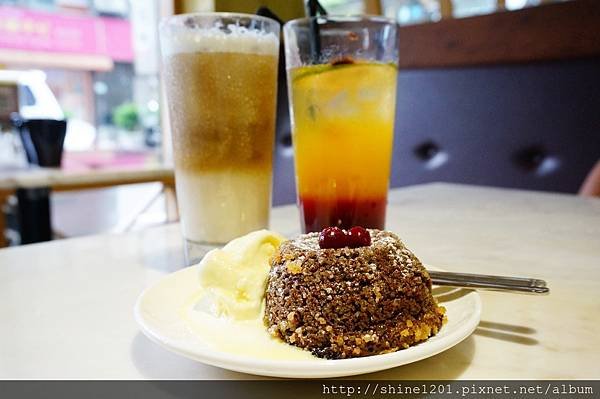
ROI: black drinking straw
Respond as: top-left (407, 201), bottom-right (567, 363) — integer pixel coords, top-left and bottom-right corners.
top-left (305, 0), bottom-right (328, 63)
top-left (315, 1), bottom-right (328, 16)
top-left (256, 6), bottom-right (284, 25)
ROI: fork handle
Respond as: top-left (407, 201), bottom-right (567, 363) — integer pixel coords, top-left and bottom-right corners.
top-left (428, 270), bottom-right (550, 295)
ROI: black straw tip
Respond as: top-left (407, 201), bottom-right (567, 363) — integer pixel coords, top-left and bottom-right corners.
top-left (305, 0), bottom-right (328, 17)
top-left (255, 6), bottom-right (284, 25)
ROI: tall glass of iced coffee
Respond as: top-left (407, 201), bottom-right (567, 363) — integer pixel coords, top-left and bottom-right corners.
top-left (159, 13), bottom-right (280, 263)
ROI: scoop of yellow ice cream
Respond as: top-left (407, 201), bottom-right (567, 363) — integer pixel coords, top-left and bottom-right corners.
top-left (196, 230), bottom-right (285, 320)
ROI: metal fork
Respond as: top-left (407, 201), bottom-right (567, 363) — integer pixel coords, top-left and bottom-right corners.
top-left (428, 270), bottom-right (549, 294)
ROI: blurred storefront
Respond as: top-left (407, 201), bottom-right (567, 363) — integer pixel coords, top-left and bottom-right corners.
top-left (0, 0), bottom-right (162, 167)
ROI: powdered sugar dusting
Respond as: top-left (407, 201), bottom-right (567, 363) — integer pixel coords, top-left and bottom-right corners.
top-left (264, 229), bottom-right (445, 359)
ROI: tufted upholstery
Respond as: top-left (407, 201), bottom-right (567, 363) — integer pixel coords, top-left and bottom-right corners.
top-left (272, 58), bottom-right (600, 205)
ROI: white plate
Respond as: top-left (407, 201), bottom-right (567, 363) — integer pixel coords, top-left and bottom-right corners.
top-left (134, 266), bottom-right (481, 378)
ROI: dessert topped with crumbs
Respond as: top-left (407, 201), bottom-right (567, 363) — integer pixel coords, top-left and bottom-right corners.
top-left (264, 227), bottom-right (446, 359)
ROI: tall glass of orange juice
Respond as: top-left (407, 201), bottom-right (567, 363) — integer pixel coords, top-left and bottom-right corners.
top-left (284, 16), bottom-right (398, 233)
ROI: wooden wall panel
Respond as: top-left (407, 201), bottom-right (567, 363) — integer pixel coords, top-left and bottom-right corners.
top-left (398, 0), bottom-right (600, 69)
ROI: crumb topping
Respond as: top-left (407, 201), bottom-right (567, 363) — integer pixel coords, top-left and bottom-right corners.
top-left (264, 229), bottom-right (445, 359)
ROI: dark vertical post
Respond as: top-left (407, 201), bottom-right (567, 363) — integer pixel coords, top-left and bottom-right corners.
top-left (17, 188), bottom-right (52, 244)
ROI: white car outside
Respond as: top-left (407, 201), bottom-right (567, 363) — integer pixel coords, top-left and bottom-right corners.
top-left (0, 69), bottom-right (96, 151)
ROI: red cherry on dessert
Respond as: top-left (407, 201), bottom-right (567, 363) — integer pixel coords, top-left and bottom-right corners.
top-left (347, 226), bottom-right (371, 248)
top-left (318, 227), bottom-right (347, 249)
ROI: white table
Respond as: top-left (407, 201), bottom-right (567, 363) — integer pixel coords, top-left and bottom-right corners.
top-left (0, 183), bottom-right (599, 379)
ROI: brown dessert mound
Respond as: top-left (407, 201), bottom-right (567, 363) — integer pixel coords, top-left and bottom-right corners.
top-left (264, 229), bottom-right (446, 359)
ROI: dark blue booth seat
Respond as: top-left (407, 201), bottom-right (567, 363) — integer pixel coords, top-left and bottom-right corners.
top-left (272, 58), bottom-right (600, 205)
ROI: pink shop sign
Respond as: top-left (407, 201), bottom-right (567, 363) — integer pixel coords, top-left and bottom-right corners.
top-left (0, 5), bottom-right (133, 62)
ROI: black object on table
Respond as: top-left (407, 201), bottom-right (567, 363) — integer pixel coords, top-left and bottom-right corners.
top-left (11, 117), bottom-right (67, 244)
top-left (14, 118), bottom-right (67, 168)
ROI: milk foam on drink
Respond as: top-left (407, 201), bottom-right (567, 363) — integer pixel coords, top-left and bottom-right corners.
top-left (161, 20), bottom-right (279, 244)
top-left (160, 23), bottom-right (279, 57)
